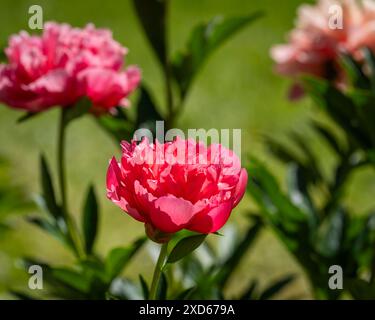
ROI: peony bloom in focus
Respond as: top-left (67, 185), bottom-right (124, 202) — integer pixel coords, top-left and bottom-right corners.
top-left (106, 138), bottom-right (248, 242)
top-left (0, 22), bottom-right (140, 113)
top-left (270, 0), bottom-right (375, 100)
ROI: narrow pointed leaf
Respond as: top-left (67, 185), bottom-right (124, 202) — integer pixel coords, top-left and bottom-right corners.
top-left (82, 185), bottom-right (99, 254)
top-left (105, 238), bottom-right (146, 280)
top-left (139, 275), bottom-right (149, 299)
top-left (167, 234), bottom-right (207, 264)
top-left (173, 12), bottom-right (263, 97)
top-left (40, 155), bottom-right (61, 218)
top-left (259, 275), bottom-right (295, 300)
top-left (156, 272), bottom-right (168, 300)
top-left (132, 0), bottom-right (167, 66)
top-left (135, 86), bottom-right (163, 135)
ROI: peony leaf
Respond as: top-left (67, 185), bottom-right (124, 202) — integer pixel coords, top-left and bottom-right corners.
top-left (26, 216), bottom-right (72, 249)
top-left (258, 274), bottom-right (295, 300)
top-left (82, 185), bottom-right (99, 255)
top-left (303, 76), bottom-right (373, 149)
top-left (172, 12), bottom-right (263, 98)
top-left (174, 287), bottom-right (196, 300)
top-left (40, 154), bottom-right (61, 219)
top-left (286, 164), bottom-right (317, 227)
top-left (215, 215), bottom-right (263, 288)
top-left (96, 108), bottom-right (134, 143)
top-left (167, 234), bottom-right (207, 264)
top-left (312, 121), bottom-right (344, 156)
top-left (156, 272), bottom-right (168, 300)
top-left (135, 86), bottom-right (163, 135)
top-left (132, 0), bottom-right (167, 66)
top-left (347, 278), bottom-right (375, 300)
top-left (139, 275), bottom-right (149, 299)
top-left (63, 97), bottom-right (92, 125)
top-left (239, 280), bottom-right (258, 300)
top-left (314, 208), bottom-right (346, 258)
top-left (340, 53), bottom-right (369, 89)
top-left (363, 47), bottom-right (375, 92)
top-left (105, 237), bottom-right (146, 280)
top-left (17, 112), bottom-right (40, 124)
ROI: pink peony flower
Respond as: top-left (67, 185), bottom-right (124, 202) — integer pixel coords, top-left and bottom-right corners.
top-left (106, 138), bottom-right (248, 242)
top-left (270, 0), bottom-right (375, 99)
top-left (0, 22), bottom-right (140, 113)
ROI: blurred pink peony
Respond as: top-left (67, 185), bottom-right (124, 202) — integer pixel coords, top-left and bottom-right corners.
top-left (0, 22), bottom-right (140, 113)
top-left (270, 0), bottom-right (375, 99)
top-left (106, 138), bottom-right (248, 242)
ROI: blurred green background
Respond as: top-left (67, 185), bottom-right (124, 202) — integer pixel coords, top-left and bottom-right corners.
top-left (1, 0), bottom-right (375, 299)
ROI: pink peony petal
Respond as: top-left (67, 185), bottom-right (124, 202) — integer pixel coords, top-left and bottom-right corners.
top-left (233, 168), bottom-right (248, 207)
top-left (187, 201), bottom-right (233, 234)
top-left (149, 196), bottom-right (196, 233)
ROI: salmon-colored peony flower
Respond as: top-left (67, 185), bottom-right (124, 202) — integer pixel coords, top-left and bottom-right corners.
top-left (106, 138), bottom-right (248, 241)
top-left (270, 0), bottom-right (375, 99)
top-left (0, 22), bottom-right (140, 113)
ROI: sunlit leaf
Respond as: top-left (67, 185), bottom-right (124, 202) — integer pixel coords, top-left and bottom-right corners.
top-left (167, 234), bottom-right (207, 264)
top-left (173, 12), bottom-right (263, 97)
top-left (132, 0), bottom-right (167, 66)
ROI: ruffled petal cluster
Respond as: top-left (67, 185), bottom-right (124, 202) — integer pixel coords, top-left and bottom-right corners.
top-left (0, 22), bottom-right (140, 112)
top-left (106, 138), bottom-right (248, 236)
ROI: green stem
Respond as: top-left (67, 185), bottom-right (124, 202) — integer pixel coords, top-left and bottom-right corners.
top-left (149, 242), bottom-right (169, 300)
top-left (57, 109), bottom-right (85, 259)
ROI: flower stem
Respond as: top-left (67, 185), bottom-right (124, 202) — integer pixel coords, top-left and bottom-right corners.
top-left (149, 242), bottom-right (169, 300)
top-left (57, 108), bottom-right (85, 259)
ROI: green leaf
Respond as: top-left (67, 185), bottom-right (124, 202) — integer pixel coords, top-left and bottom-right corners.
top-left (26, 216), bottom-right (70, 248)
top-left (348, 89), bottom-right (375, 147)
top-left (216, 216), bottom-right (263, 288)
top-left (132, 0), bottom-right (167, 66)
top-left (9, 290), bottom-right (36, 300)
top-left (258, 275), bottom-right (295, 300)
top-left (167, 234), bottom-right (207, 264)
top-left (314, 208), bottom-right (346, 258)
top-left (312, 121), bottom-right (343, 155)
top-left (247, 159), bottom-right (308, 225)
top-left (286, 164), bottom-right (317, 228)
top-left (63, 97), bottom-right (91, 125)
top-left (135, 86), bottom-right (163, 135)
top-left (175, 287), bottom-right (196, 300)
top-left (50, 267), bottom-right (91, 293)
top-left (96, 110), bottom-right (134, 143)
top-left (363, 47), bottom-right (375, 92)
top-left (139, 275), bottom-right (149, 299)
top-left (289, 132), bottom-right (322, 180)
top-left (82, 185), bottom-right (99, 254)
top-left (17, 112), bottom-right (40, 124)
top-left (39, 155), bottom-right (61, 218)
top-left (340, 53), bottom-right (370, 89)
top-left (303, 76), bottom-right (372, 149)
top-left (105, 237), bottom-right (146, 280)
top-left (239, 280), bottom-right (258, 300)
top-left (156, 272), bottom-right (168, 300)
top-left (173, 12), bottom-right (263, 97)
top-left (264, 136), bottom-right (303, 164)
top-left (19, 258), bottom-right (88, 299)
top-left (247, 159), bottom-right (312, 255)
top-left (347, 278), bottom-right (375, 300)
